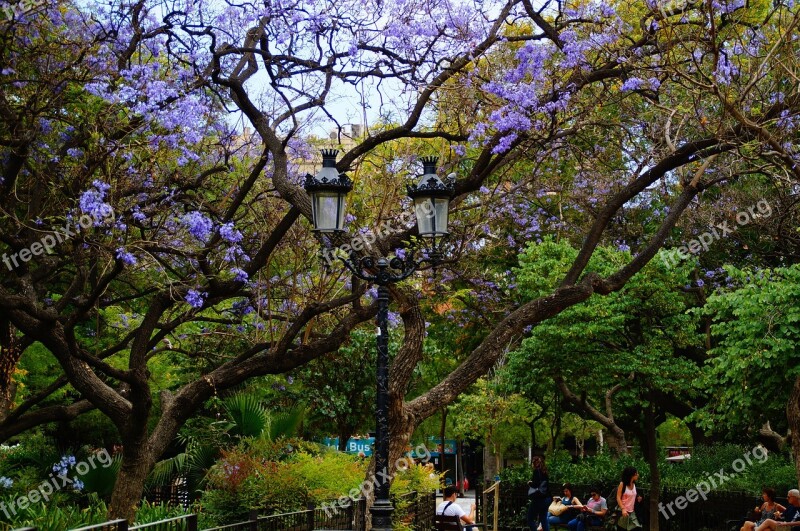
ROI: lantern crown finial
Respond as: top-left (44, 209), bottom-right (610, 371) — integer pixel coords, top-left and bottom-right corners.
top-left (321, 149), bottom-right (339, 168)
top-left (419, 156), bottom-right (438, 175)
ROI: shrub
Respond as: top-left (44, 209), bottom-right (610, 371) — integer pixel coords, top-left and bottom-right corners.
top-left (390, 463), bottom-right (441, 531)
top-left (198, 439), bottom-right (367, 526)
top-left (502, 450), bottom-right (648, 491)
top-left (660, 444), bottom-right (796, 494)
top-left (499, 445), bottom-right (797, 497)
top-left (0, 493), bottom-right (109, 531)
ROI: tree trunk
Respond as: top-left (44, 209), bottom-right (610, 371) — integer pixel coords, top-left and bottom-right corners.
top-left (758, 421), bottom-right (788, 453)
top-left (0, 319), bottom-right (21, 422)
top-left (555, 377), bottom-right (630, 456)
top-left (440, 407), bottom-right (448, 477)
top-left (484, 433), bottom-right (497, 482)
top-left (108, 439), bottom-right (157, 521)
top-left (787, 376), bottom-right (800, 485)
top-left (644, 401), bottom-right (660, 531)
top-left (337, 423), bottom-right (352, 452)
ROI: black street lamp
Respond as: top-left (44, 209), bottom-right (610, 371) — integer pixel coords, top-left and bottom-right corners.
top-left (304, 151), bottom-right (453, 531)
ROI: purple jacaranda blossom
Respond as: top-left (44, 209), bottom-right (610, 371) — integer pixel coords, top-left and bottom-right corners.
top-left (714, 53), bottom-right (739, 85)
top-left (230, 267), bottom-right (248, 282)
top-left (219, 222), bottom-right (243, 243)
top-left (186, 289), bottom-right (206, 309)
top-left (223, 245), bottom-right (250, 263)
top-left (115, 248), bottom-right (137, 265)
top-left (620, 77), bottom-right (644, 91)
top-left (181, 211), bottom-right (213, 242)
top-left (79, 180), bottom-right (114, 225)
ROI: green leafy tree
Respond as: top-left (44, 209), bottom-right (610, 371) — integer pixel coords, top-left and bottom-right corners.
top-left (510, 239), bottom-right (707, 528)
top-left (294, 328), bottom-right (378, 450)
top-left (698, 265), bottom-right (800, 480)
top-left (450, 377), bottom-right (535, 477)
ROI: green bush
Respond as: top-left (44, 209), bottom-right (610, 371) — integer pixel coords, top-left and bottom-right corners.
top-left (501, 450), bottom-right (647, 491)
top-left (660, 444), bottom-right (796, 494)
top-left (197, 438), bottom-right (367, 526)
top-left (499, 445), bottom-right (797, 497)
top-left (390, 463), bottom-right (441, 531)
top-left (133, 500), bottom-right (193, 526)
top-left (0, 493), bottom-right (109, 531)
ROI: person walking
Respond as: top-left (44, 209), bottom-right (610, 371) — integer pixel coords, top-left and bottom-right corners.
top-left (616, 466), bottom-right (642, 530)
top-left (527, 455), bottom-right (552, 531)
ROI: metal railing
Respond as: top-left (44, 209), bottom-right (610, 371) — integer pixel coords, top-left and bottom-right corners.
top-left (63, 515), bottom-right (199, 531)
top-left (11, 490), bottom-right (435, 531)
top-left (69, 520), bottom-right (129, 531)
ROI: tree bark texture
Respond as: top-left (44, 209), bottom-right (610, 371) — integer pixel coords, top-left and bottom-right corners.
top-left (787, 376), bottom-right (800, 486)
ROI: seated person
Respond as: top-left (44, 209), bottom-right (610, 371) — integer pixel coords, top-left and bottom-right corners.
top-left (549, 483), bottom-right (582, 526)
top-left (742, 488), bottom-right (786, 531)
top-left (437, 485), bottom-right (477, 530)
top-left (755, 489), bottom-right (800, 530)
top-left (567, 486), bottom-right (607, 531)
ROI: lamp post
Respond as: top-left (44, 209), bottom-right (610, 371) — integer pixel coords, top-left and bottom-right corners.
top-left (304, 151), bottom-right (453, 531)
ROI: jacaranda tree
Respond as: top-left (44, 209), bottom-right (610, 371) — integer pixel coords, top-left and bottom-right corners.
top-left (1, 0), bottom-right (799, 521)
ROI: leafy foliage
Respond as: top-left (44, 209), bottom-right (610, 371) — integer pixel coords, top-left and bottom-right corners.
top-left (198, 440), bottom-right (367, 526)
top-left (499, 445), bottom-right (796, 495)
top-left (697, 265), bottom-right (800, 433)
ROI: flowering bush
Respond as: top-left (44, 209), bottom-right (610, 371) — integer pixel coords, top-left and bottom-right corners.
top-left (198, 439), bottom-right (367, 526)
top-left (52, 455), bottom-right (84, 491)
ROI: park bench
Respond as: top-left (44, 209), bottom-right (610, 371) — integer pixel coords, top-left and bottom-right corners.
top-left (434, 513), bottom-right (488, 530)
top-left (550, 488), bottom-right (617, 531)
top-left (725, 496), bottom-right (792, 531)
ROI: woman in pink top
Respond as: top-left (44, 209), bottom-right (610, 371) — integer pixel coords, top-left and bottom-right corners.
top-left (616, 466), bottom-right (642, 530)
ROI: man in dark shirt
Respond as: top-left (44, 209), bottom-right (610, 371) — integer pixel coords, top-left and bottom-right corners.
top-left (756, 490), bottom-right (800, 530)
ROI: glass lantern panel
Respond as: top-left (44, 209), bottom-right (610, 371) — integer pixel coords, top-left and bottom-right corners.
top-left (314, 192), bottom-right (345, 232)
top-left (414, 198), bottom-right (435, 235)
top-left (433, 198), bottom-right (449, 235)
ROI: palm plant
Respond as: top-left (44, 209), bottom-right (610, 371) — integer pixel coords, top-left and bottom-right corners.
top-left (146, 392), bottom-right (304, 497)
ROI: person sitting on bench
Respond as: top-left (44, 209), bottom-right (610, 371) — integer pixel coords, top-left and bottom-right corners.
top-left (755, 489), bottom-right (800, 530)
top-left (567, 486), bottom-right (607, 531)
top-left (437, 485), bottom-right (477, 530)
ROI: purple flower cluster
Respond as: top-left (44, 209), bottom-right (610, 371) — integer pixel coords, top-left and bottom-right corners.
top-left (115, 247), bottom-right (137, 266)
top-left (185, 289), bottom-right (207, 309)
top-left (219, 222), bottom-right (243, 244)
top-left (181, 212), bottom-right (213, 242)
top-left (79, 180), bottom-right (113, 225)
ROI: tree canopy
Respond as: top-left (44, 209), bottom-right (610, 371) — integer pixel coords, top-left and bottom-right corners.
top-left (0, 0), bottom-right (799, 519)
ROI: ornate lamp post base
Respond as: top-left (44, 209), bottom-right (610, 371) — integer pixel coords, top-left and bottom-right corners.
top-left (370, 497), bottom-right (394, 531)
